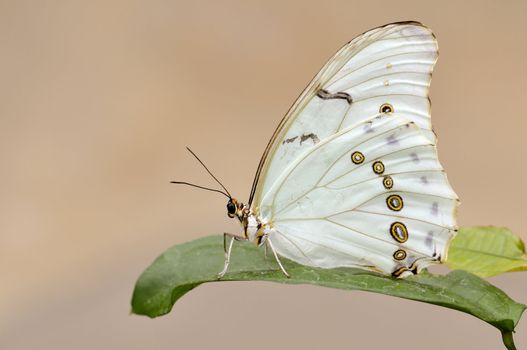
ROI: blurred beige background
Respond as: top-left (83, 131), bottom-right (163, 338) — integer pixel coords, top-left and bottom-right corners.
top-left (1, 1), bottom-right (526, 349)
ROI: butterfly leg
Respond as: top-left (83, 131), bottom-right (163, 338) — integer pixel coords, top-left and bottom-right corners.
top-left (263, 243), bottom-right (269, 261)
top-left (218, 233), bottom-right (246, 279)
top-left (266, 236), bottom-right (290, 278)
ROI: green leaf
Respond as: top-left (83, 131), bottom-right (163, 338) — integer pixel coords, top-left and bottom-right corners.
top-left (131, 235), bottom-right (525, 349)
top-left (447, 226), bottom-right (527, 278)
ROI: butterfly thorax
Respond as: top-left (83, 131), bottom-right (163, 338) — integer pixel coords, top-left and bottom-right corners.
top-left (245, 213), bottom-right (269, 246)
top-left (226, 198), bottom-right (267, 246)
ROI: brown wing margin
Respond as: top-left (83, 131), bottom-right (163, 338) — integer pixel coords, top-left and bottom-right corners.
top-left (247, 21), bottom-right (427, 207)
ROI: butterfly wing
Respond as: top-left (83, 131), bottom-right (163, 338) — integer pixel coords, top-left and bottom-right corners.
top-left (249, 22), bottom-right (439, 207)
top-left (249, 22), bottom-right (457, 277)
top-left (260, 114), bottom-right (458, 276)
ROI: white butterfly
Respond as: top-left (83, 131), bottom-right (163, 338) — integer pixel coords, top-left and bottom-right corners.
top-left (175, 21), bottom-right (459, 278)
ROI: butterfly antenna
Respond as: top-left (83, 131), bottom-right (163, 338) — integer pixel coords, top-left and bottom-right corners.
top-left (182, 147), bottom-right (232, 198)
top-left (170, 181), bottom-right (230, 199)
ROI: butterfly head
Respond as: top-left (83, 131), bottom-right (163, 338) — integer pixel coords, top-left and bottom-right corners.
top-left (226, 197), bottom-right (246, 220)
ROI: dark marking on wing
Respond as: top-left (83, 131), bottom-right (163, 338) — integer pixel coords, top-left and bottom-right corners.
top-left (316, 89), bottom-right (353, 104)
top-left (363, 121), bottom-right (374, 133)
top-left (282, 136), bottom-right (298, 144)
top-left (431, 202), bottom-right (439, 216)
top-left (282, 133), bottom-right (319, 146)
top-left (300, 133), bottom-right (320, 145)
top-left (386, 134), bottom-right (399, 145)
top-left (424, 231), bottom-right (434, 248)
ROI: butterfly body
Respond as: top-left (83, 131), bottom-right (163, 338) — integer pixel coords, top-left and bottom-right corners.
top-left (226, 198), bottom-right (266, 245)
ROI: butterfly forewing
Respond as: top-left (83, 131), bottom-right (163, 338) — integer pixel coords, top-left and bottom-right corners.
top-left (250, 22), bottom-right (439, 208)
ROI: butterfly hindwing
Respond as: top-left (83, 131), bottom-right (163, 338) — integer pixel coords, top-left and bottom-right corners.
top-left (259, 115), bottom-right (458, 276)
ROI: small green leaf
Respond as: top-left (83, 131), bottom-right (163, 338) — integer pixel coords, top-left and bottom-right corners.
top-left (447, 226), bottom-right (527, 278)
top-left (131, 235), bottom-right (525, 349)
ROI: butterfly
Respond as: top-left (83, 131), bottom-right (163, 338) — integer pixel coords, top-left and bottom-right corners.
top-left (173, 21), bottom-right (459, 279)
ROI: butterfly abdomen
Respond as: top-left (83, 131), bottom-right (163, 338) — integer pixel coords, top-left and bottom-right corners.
top-left (244, 213), bottom-right (268, 247)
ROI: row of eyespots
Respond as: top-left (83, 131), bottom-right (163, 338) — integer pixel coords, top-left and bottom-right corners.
top-left (379, 101), bottom-right (415, 265)
top-left (349, 120), bottom-right (409, 262)
top-left (379, 101), bottom-right (410, 264)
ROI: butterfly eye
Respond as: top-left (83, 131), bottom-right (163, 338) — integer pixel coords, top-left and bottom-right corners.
top-left (227, 202), bottom-right (236, 216)
top-left (379, 103), bottom-right (394, 114)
